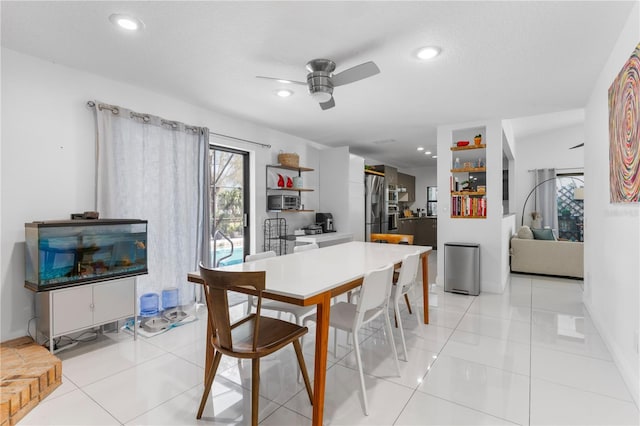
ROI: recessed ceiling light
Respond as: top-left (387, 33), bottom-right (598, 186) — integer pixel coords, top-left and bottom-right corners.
top-left (415, 46), bottom-right (441, 60)
top-left (109, 14), bottom-right (144, 31)
top-left (276, 89), bottom-right (293, 98)
top-left (424, 151), bottom-right (432, 155)
top-left (432, 155), bottom-right (438, 159)
top-left (417, 147), bottom-right (424, 151)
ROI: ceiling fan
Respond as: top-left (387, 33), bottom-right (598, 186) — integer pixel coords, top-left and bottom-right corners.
top-left (257, 58), bottom-right (380, 110)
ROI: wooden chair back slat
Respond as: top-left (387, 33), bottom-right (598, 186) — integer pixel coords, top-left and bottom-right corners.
top-left (199, 264), bottom-right (266, 352)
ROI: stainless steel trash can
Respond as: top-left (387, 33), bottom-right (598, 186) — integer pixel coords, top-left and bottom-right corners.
top-left (444, 243), bottom-right (480, 295)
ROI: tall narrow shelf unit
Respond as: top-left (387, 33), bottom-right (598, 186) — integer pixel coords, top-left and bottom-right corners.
top-left (450, 143), bottom-right (487, 219)
top-left (264, 164), bottom-right (314, 255)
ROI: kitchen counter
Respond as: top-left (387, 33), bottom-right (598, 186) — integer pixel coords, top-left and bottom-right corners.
top-left (399, 216), bottom-right (437, 220)
top-left (295, 232), bottom-right (354, 248)
top-left (397, 217), bottom-right (437, 247)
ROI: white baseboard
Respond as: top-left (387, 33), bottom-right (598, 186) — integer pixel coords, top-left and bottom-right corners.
top-left (584, 299), bottom-right (639, 407)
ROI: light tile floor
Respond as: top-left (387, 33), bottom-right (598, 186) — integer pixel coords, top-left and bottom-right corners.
top-left (21, 253), bottom-right (639, 425)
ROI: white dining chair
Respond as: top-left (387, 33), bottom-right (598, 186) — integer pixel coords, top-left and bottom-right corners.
top-left (293, 242), bottom-right (319, 253)
top-left (304, 263), bottom-right (400, 415)
top-left (244, 251), bottom-right (315, 325)
top-left (390, 251), bottom-right (421, 361)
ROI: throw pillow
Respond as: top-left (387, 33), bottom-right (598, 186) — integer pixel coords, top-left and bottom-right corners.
top-left (532, 228), bottom-right (556, 240)
top-left (517, 226), bottom-right (534, 239)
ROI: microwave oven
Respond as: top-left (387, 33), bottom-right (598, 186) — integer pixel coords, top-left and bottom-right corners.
top-left (268, 194), bottom-right (300, 211)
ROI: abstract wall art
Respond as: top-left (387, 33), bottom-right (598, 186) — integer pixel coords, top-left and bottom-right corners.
top-left (609, 42), bottom-right (640, 203)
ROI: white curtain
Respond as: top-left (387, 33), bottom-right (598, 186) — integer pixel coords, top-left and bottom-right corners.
top-left (94, 102), bottom-right (210, 307)
top-left (534, 168), bottom-right (558, 233)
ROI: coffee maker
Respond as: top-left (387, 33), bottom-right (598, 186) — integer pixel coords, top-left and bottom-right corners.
top-left (316, 213), bottom-right (335, 233)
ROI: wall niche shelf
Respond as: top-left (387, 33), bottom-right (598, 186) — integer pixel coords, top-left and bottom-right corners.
top-left (450, 167), bottom-right (487, 173)
top-left (451, 144), bottom-right (486, 151)
top-left (450, 140), bottom-right (487, 219)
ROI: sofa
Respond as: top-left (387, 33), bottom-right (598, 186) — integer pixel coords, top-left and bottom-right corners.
top-left (510, 235), bottom-right (584, 279)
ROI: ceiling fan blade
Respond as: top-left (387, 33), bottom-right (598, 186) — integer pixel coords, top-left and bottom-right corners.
top-left (319, 97), bottom-right (335, 110)
top-left (569, 143), bottom-right (584, 149)
top-left (255, 76), bottom-right (306, 86)
top-left (332, 61), bottom-right (380, 87)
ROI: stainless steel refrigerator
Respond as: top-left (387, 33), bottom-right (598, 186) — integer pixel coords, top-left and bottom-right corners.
top-left (365, 173), bottom-right (386, 240)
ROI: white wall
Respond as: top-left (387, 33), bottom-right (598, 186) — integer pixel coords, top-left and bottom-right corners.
top-left (437, 120), bottom-right (508, 293)
top-left (582, 4), bottom-right (639, 405)
top-left (318, 147), bottom-right (365, 240)
top-left (0, 48), bottom-right (322, 341)
top-left (514, 123), bottom-right (585, 228)
top-left (401, 166), bottom-right (437, 212)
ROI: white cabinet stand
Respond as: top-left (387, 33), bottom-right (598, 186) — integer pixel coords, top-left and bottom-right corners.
top-left (35, 277), bottom-right (137, 353)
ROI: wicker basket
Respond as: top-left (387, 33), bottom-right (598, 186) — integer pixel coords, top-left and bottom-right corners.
top-left (278, 152), bottom-right (299, 168)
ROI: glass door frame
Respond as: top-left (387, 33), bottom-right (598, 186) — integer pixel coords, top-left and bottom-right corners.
top-left (209, 144), bottom-right (250, 265)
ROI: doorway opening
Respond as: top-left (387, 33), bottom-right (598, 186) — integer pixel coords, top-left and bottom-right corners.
top-left (556, 173), bottom-right (584, 242)
top-left (209, 145), bottom-right (250, 266)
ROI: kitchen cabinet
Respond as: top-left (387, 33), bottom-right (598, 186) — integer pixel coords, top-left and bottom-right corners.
top-left (398, 172), bottom-right (415, 203)
top-left (398, 217), bottom-right (437, 247)
top-left (266, 164), bottom-right (314, 212)
top-left (35, 277), bottom-right (136, 353)
top-left (319, 148), bottom-right (364, 241)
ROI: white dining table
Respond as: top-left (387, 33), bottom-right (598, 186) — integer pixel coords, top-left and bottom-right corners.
top-left (188, 241), bottom-right (432, 426)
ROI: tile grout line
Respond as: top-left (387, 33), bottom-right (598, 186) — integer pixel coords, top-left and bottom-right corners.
top-left (392, 288), bottom-right (476, 425)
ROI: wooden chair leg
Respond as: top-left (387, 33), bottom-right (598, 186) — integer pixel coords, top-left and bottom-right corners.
top-left (404, 293), bottom-right (413, 314)
top-left (251, 358), bottom-right (260, 426)
top-left (197, 350), bottom-right (222, 419)
top-left (293, 339), bottom-right (314, 405)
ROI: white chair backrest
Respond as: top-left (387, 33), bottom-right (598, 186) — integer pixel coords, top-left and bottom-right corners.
top-left (294, 243), bottom-right (319, 253)
top-left (356, 264), bottom-right (394, 314)
top-left (397, 251), bottom-right (421, 286)
top-left (245, 251), bottom-right (276, 262)
top-left (394, 251), bottom-right (421, 301)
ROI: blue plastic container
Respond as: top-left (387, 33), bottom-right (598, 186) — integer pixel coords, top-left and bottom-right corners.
top-left (162, 287), bottom-right (179, 310)
top-left (140, 292), bottom-right (159, 317)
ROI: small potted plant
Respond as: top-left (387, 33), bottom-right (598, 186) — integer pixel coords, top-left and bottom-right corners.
top-left (474, 134), bottom-right (482, 146)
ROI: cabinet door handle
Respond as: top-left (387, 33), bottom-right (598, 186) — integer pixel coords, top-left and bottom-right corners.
top-left (89, 303), bottom-right (95, 311)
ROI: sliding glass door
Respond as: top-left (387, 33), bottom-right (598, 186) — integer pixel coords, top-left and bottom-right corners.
top-left (209, 146), bottom-right (249, 266)
top-left (556, 174), bottom-right (584, 242)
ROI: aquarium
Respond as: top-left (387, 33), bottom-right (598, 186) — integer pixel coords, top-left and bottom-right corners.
top-left (25, 219), bottom-right (148, 291)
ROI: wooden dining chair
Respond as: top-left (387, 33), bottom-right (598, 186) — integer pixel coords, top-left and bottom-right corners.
top-left (245, 251), bottom-right (316, 325)
top-left (197, 264), bottom-right (313, 426)
top-left (390, 251), bottom-right (421, 361)
top-left (370, 233), bottom-right (414, 245)
top-left (304, 263), bottom-right (400, 415)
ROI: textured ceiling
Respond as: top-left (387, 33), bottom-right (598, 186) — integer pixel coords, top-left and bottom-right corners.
top-left (2, 1), bottom-right (634, 168)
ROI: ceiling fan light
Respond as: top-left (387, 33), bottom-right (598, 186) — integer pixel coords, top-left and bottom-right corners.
top-left (415, 46), bottom-right (441, 60)
top-left (310, 91), bottom-right (332, 103)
